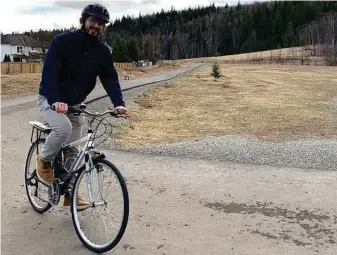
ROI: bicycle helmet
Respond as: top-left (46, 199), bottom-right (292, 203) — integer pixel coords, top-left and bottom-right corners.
top-left (81, 3), bottom-right (110, 23)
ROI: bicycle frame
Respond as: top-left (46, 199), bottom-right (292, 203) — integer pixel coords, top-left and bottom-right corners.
top-left (62, 132), bottom-right (92, 173)
top-left (58, 117), bottom-right (106, 206)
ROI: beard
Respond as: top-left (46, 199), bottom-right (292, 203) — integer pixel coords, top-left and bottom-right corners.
top-left (83, 24), bottom-right (105, 40)
top-left (86, 26), bottom-right (100, 36)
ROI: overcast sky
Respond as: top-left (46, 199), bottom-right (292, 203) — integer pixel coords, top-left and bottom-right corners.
top-left (0, 0), bottom-right (264, 34)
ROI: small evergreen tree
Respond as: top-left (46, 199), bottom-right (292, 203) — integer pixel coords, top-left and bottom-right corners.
top-left (210, 62), bottom-right (221, 79)
top-left (3, 54), bottom-right (11, 62)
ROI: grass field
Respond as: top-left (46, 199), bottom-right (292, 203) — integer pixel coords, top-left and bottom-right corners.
top-left (1, 46), bottom-right (326, 97)
top-left (191, 46), bottom-right (326, 65)
top-left (115, 63), bottom-right (337, 147)
top-left (2, 46), bottom-right (336, 147)
top-left (0, 61), bottom-right (190, 96)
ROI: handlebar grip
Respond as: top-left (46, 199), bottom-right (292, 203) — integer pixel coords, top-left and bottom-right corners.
top-left (51, 104), bottom-right (81, 115)
top-left (68, 107), bottom-right (82, 115)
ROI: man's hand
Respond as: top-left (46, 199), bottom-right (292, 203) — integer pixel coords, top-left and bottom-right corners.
top-left (115, 106), bottom-right (128, 115)
top-left (52, 102), bottom-right (68, 113)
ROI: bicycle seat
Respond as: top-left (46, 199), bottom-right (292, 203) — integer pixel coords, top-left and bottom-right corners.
top-left (29, 121), bottom-right (52, 132)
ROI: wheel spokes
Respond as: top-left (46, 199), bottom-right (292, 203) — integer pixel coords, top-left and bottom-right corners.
top-left (72, 161), bottom-right (127, 250)
top-left (25, 141), bottom-right (51, 212)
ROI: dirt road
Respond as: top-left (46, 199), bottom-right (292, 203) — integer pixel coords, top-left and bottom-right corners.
top-left (1, 67), bottom-right (336, 255)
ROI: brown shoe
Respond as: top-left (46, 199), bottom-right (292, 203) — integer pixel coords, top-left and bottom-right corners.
top-left (64, 196), bottom-right (90, 211)
top-left (36, 154), bottom-right (54, 185)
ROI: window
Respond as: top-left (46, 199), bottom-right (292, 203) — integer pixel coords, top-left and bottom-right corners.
top-left (17, 46), bottom-right (23, 53)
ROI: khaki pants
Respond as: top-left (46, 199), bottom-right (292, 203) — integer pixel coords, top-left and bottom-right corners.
top-left (37, 95), bottom-right (84, 169)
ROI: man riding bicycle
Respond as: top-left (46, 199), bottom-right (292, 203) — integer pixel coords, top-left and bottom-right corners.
top-left (36, 3), bottom-right (127, 210)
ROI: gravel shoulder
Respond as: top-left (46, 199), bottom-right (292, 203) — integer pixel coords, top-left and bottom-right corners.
top-left (121, 135), bottom-right (337, 171)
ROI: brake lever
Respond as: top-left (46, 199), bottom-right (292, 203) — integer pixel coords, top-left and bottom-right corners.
top-left (110, 112), bottom-right (127, 119)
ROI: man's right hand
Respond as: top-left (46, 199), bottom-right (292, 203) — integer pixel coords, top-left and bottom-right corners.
top-left (52, 102), bottom-right (68, 113)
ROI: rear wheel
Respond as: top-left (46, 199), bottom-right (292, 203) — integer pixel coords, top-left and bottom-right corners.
top-left (71, 158), bottom-right (129, 253)
top-left (25, 139), bottom-right (51, 213)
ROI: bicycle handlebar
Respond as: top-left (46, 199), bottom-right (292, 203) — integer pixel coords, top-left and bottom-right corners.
top-left (52, 104), bottom-right (126, 118)
top-left (71, 108), bottom-right (119, 117)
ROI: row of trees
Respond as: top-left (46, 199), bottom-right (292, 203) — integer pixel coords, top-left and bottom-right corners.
top-left (105, 1), bottom-right (337, 63)
top-left (300, 12), bottom-right (337, 65)
top-left (19, 1), bottom-right (337, 64)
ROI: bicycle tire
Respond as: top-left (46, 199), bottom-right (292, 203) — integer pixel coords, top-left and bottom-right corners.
top-left (71, 158), bottom-right (129, 253)
top-left (25, 139), bottom-right (52, 213)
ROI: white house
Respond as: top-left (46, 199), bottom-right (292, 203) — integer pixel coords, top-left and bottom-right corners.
top-left (1, 34), bottom-right (45, 62)
top-left (137, 60), bottom-right (153, 67)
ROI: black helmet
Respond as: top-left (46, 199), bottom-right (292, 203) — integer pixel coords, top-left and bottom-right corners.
top-left (81, 3), bottom-right (110, 23)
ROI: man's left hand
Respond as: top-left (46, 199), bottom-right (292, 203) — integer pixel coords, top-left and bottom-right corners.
top-left (115, 106), bottom-right (128, 115)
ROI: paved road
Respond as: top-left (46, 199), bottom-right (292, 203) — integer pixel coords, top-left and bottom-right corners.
top-left (1, 64), bottom-right (336, 255)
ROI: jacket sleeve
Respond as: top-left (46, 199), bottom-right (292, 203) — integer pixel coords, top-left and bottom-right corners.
top-left (40, 35), bottom-right (63, 106)
top-left (98, 47), bottom-right (125, 107)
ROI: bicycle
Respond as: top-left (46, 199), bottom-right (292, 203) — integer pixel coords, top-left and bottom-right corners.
top-left (25, 103), bottom-right (129, 253)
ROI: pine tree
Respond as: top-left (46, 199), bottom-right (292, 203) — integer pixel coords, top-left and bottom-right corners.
top-left (3, 54), bottom-right (11, 62)
top-left (210, 62), bottom-right (221, 79)
top-left (127, 38), bottom-right (139, 62)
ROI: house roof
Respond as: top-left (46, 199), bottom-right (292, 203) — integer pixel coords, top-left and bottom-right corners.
top-left (1, 34), bottom-right (42, 47)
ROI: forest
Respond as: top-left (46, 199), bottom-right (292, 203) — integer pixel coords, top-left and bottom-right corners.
top-left (17, 1), bottom-right (337, 64)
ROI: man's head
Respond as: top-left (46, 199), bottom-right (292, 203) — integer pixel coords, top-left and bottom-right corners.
top-left (80, 3), bottom-right (110, 38)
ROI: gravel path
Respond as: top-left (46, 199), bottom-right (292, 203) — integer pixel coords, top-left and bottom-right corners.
top-left (88, 79), bottom-right (337, 172)
top-left (122, 135), bottom-right (337, 171)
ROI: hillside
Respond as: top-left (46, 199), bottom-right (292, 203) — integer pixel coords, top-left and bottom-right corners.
top-left (16, 1), bottom-right (337, 64)
top-left (106, 1), bottom-right (337, 63)
top-left (195, 45), bottom-right (326, 66)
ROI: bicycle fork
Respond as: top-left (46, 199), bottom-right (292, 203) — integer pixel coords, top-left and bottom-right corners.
top-left (85, 152), bottom-right (105, 207)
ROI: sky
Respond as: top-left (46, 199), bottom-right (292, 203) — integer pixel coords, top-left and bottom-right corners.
top-left (0, 0), bottom-right (261, 34)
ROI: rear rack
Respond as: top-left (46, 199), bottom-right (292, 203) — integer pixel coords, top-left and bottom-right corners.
top-left (28, 121), bottom-right (51, 143)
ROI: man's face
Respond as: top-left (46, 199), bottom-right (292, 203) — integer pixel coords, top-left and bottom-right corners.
top-left (83, 16), bottom-right (106, 37)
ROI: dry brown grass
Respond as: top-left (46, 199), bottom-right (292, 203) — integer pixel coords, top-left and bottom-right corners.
top-left (1, 73), bottom-right (41, 96)
top-left (0, 61), bottom-right (192, 97)
top-left (118, 61), bottom-right (191, 80)
top-left (180, 46), bottom-right (326, 66)
top-left (0, 46), bottom-right (324, 97)
top-left (206, 46), bottom-right (307, 61)
top-left (115, 64), bottom-right (337, 147)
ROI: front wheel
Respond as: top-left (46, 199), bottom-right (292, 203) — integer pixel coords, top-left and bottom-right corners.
top-left (71, 158), bottom-right (129, 253)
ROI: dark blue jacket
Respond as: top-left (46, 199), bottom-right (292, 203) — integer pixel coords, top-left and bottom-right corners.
top-left (39, 29), bottom-right (125, 107)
